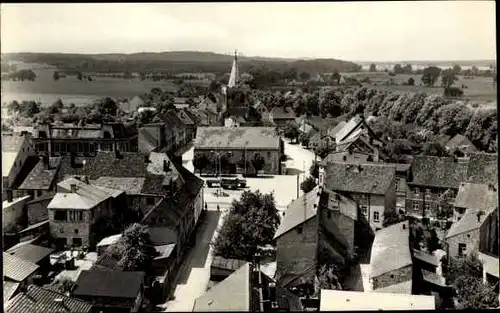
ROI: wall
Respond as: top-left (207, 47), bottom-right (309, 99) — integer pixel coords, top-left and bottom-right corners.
top-left (446, 229), bottom-right (480, 259)
top-left (4, 135), bottom-right (35, 188)
top-left (349, 192), bottom-right (387, 232)
top-left (276, 218), bottom-right (318, 286)
top-left (3, 195), bottom-right (30, 231)
top-left (406, 185), bottom-right (457, 218)
top-left (194, 148), bottom-right (281, 175)
top-left (193, 187), bottom-right (204, 227)
top-left (479, 209), bottom-right (499, 257)
top-left (372, 264), bottom-right (413, 292)
top-left (27, 196), bottom-right (53, 225)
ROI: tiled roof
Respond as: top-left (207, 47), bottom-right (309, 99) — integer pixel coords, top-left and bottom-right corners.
top-left (96, 234), bottom-right (122, 247)
top-left (370, 221), bottom-right (412, 278)
top-left (18, 157), bottom-right (61, 190)
top-left (148, 152), bottom-right (184, 185)
top-left (446, 134), bottom-right (477, 152)
top-left (465, 153), bottom-right (498, 186)
top-left (211, 256), bottom-right (247, 271)
top-left (176, 160), bottom-right (205, 196)
top-left (91, 177), bottom-right (146, 195)
top-left (183, 108), bottom-right (202, 124)
top-left (48, 177), bottom-right (122, 210)
top-left (270, 106), bottom-right (295, 120)
top-left (324, 162), bottom-right (396, 195)
top-left (165, 111), bottom-right (185, 128)
top-left (154, 244), bottom-right (176, 260)
top-left (139, 127), bottom-right (160, 152)
top-left (320, 289), bottom-right (435, 310)
top-left (411, 156), bottom-right (469, 189)
top-left (327, 121), bottom-right (347, 139)
top-left (274, 186), bottom-right (320, 240)
top-left (446, 196), bottom-right (497, 238)
top-left (195, 127), bottom-right (281, 150)
top-left (412, 249), bottom-right (440, 266)
top-left (3, 281), bottom-right (20, 304)
top-left (176, 110), bottom-right (195, 125)
top-left (335, 115), bottom-right (363, 144)
top-left (7, 244), bottom-right (54, 264)
top-left (6, 285), bottom-right (93, 313)
top-left (3, 253), bottom-right (40, 282)
top-left (148, 227), bottom-right (177, 245)
top-left (193, 263), bottom-right (251, 311)
top-left (73, 270), bottom-right (145, 299)
top-left (141, 188), bottom-right (191, 228)
top-left (321, 151), bottom-right (371, 165)
top-left (454, 183), bottom-right (495, 209)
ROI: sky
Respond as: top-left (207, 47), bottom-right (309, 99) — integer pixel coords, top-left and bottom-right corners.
top-left (0, 2), bottom-right (496, 62)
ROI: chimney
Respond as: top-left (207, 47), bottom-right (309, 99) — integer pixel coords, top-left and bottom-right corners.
top-left (6, 190), bottom-right (13, 203)
top-left (70, 184), bottom-right (77, 193)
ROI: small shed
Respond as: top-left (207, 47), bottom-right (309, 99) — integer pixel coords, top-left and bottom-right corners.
top-left (210, 256), bottom-right (247, 282)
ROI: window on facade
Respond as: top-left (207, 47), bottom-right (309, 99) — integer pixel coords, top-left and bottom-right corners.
top-left (458, 243), bottom-right (467, 257)
top-left (74, 229), bottom-right (79, 234)
top-left (413, 202), bottom-right (420, 212)
top-left (68, 210), bottom-right (84, 222)
top-left (425, 189), bottom-right (431, 197)
top-left (414, 188), bottom-right (420, 196)
top-left (60, 228), bottom-right (64, 234)
top-left (361, 205), bottom-right (368, 216)
top-left (54, 210), bottom-right (67, 221)
top-left (72, 238), bottom-right (83, 247)
top-left (36, 190), bottom-right (43, 197)
top-left (297, 226), bottom-right (303, 234)
top-left (424, 202), bottom-right (431, 212)
top-left (395, 178), bottom-right (400, 191)
top-left (267, 152), bottom-right (272, 158)
top-left (373, 211), bottom-right (380, 222)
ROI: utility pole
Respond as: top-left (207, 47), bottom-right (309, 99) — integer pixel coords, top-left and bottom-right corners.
top-left (296, 173), bottom-right (299, 198)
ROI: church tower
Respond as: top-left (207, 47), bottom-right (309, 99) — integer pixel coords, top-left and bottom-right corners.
top-left (228, 50), bottom-right (239, 88)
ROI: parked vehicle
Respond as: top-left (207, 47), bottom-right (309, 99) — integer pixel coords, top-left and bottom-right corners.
top-left (206, 177), bottom-right (246, 189)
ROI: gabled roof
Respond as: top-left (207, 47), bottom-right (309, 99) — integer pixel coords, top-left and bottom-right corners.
top-left (7, 244), bottom-right (54, 264)
top-left (274, 186), bottom-right (320, 240)
top-left (370, 221), bottom-right (412, 278)
top-left (446, 194), bottom-right (497, 239)
top-left (91, 177), bottom-right (146, 195)
top-left (446, 134), bottom-right (477, 152)
top-left (176, 109), bottom-right (195, 125)
top-left (73, 270), bottom-right (145, 299)
top-left (193, 263), bottom-right (251, 311)
top-left (320, 289), bottom-right (435, 311)
top-left (412, 249), bottom-right (440, 266)
top-left (195, 127), bottom-right (281, 150)
top-left (327, 121), bottom-right (347, 139)
top-left (321, 151), bottom-right (371, 165)
top-left (335, 115), bottom-right (363, 144)
top-left (454, 182), bottom-right (495, 210)
top-left (6, 285), bottom-right (93, 313)
top-left (18, 157), bottom-right (61, 190)
top-left (324, 162), bottom-right (396, 195)
top-left (48, 177), bottom-right (123, 210)
top-left (270, 106), bottom-right (295, 120)
top-left (3, 281), bottom-right (20, 304)
top-left (411, 156), bottom-right (469, 189)
top-left (465, 152), bottom-right (498, 186)
top-left (96, 234), bottom-right (122, 247)
top-left (3, 253), bottom-right (40, 282)
top-left (154, 244), bottom-right (176, 260)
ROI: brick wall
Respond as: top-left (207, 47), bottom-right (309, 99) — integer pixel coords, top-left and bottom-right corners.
top-left (372, 264), bottom-right (413, 291)
top-left (276, 218), bottom-right (318, 284)
top-left (446, 229), bottom-right (480, 259)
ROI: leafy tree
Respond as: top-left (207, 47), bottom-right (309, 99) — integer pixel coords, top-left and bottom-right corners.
top-left (299, 71), bottom-right (311, 81)
top-left (251, 153), bottom-right (265, 175)
top-left (309, 161), bottom-right (320, 178)
top-left (77, 72), bottom-right (83, 80)
top-left (300, 176), bottom-right (317, 193)
top-left (369, 63), bottom-right (377, 72)
top-left (403, 64), bottom-right (413, 74)
top-left (471, 65), bottom-right (479, 76)
top-left (317, 263), bottom-right (343, 290)
top-left (283, 122), bottom-right (300, 143)
top-left (441, 68), bottom-right (458, 88)
top-left (407, 77), bottom-right (415, 86)
top-left (212, 190), bottom-right (280, 260)
top-left (421, 66), bottom-right (442, 87)
top-left (331, 70), bottom-right (341, 85)
top-left (393, 64), bottom-right (404, 74)
top-left (48, 278), bottom-right (76, 295)
top-left (422, 141), bottom-right (449, 157)
top-left (49, 98), bottom-right (64, 114)
top-left (452, 64), bottom-right (462, 75)
top-left (382, 209), bottom-right (406, 227)
top-left (298, 132), bottom-right (311, 148)
top-left (53, 71), bottom-right (60, 81)
top-left (193, 153), bottom-right (209, 174)
top-left (7, 100), bottom-right (21, 114)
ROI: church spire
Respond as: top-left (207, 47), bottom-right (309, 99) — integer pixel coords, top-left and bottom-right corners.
top-left (228, 49), bottom-right (239, 88)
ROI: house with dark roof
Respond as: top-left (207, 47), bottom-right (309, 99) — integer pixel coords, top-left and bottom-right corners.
top-left (193, 262), bottom-right (302, 312)
top-left (405, 156), bottom-right (469, 219)
top-left (176, 109), bottom-right (196, 140)
top-left (73, 270), bottom-right (145, 313)
top-left (2, 132), bottom-right (37, 200)
top-left (3, 252), bottom-right (40, 290)
top-left (7, 243), bottom-right (54, 275)
top-left (445, 134), bottom-right (477, 154)
top-left (194, 127), bottom-right (284, 175)
top-left (269, 106), bottom-right (296, 126)
top-left (5, 285), bottom-right (93, 313)
top-left (138, 123), bottom-right (169, 154)
top-left (17, 156), bottom-right (61, 200)
top-left (197, 95), bottom-right (219, 113)
top-left (445, 183), bottom-right (497, 259)
top-left (32, 121), bottom-right (138, 157)
top-left (465, 152), bottom-right (498, 186)
top-left (274, 186), bottom-right (359, 291)
top-left (47, 177), bottom-right (125, 249)
top-left (369, 221), bottom-right (413, 293)
top-left (319, 162), bottom-right (397, 231)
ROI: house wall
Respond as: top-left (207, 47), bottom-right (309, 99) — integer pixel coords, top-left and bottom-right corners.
top-left (350, 192), bottom-right (387, 231)
top-left (193, 187), bottom-right (204, 227)
top-left (4, 136), bottom-right (35, 188)
top-left (446, 229), bottom-right (480, 259)
top-left (319, 206), bottom-right (354, 254)
top-left (3, 195), bottom-right (30, 231)
top-left (406, 185), bottom-right (457, 218)
top-left (371, 264), bottom-right (413, 291)
top-left (27, 196), bottom-right (52, 225)
top-left (194, 148), bottom-right (282, 175)
top-left (479, 209), bottom-right (499, 257)
top-left (276, 218), bottom-right (318, 286)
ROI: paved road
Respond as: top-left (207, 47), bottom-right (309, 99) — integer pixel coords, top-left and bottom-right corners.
top-left (160, 209), bottom-right (226, 312)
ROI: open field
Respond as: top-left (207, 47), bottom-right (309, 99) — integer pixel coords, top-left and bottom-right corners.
top-left (344, 72), bottom-right (497, 101)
